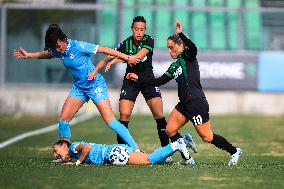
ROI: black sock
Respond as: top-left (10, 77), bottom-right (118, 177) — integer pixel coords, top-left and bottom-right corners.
top-left (155, 117), bottom-right (169, 147)
top-left (170, 132), bottom-right (191, 160)
top-left (117, 120), bottom-right (129, 144)
top-left (169, 133), bottom-right (183, 143)
top-left (211, 133), bottom-right (237, 155)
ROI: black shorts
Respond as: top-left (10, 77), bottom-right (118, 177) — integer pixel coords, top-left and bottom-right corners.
top-left (119, 79), bottom-right (162, 102)
top-left (175, 98), bottom-right (210, 126)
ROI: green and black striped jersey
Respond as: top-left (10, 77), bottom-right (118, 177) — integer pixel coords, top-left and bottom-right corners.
top-left (165, 49), bottom-right (205, 102)
top-left (116, 34), bottom-right (154, 76)
top-left (140, 32), bottom-right (205, 102)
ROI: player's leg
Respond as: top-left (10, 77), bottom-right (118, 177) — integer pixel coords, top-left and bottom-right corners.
top-left (166, 108), bottom-right (192, 162)
top-left (166, 108), bottom-right (188, 138)
top-left (118, 99), bottom-right (135, 144)
top-left (90, 82), bottom-right (139, 151)
top-left (142, 86), bottom-right (171, 148)
top-left (94, 99), bottom-right (138, 150)
top-left (59, 85), bottom-right (86, 140)
top-left (141, 140), bottom-right (193, 165)
top-left (194, 120), bottom-right (242, 166)
top-left (127, 145), bottom-right (176, 165)
top-left (127, 152), bottom-right (151, 165)
top-left (145, 96), bottom-right (169, 147)
top-left (86, 77), bottom-right (138, 150)
top-left (191, 98), bottom-right (242, 166)
top-left (117, 80), bottom-right (139, 144)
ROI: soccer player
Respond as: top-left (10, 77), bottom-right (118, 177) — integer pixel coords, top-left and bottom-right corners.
top-left (126, 20), bottom-right (242, 166)
top-left (53, 137), bottom-right (190, 166)
top-left (90, 16), bottom-right (189, 159)
top-left (13, 24), bottom-right (140, 151)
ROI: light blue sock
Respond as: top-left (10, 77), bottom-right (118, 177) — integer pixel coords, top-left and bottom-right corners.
top-left (148, 144), bottom-right (176, 164)
top-left (58, 119), bottom-right (71, 140)
top-left (108, 119), bottom-right (138, 150)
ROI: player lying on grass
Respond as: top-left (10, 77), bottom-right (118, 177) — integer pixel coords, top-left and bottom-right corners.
top-left (53, 137), bottom-right (195, 166)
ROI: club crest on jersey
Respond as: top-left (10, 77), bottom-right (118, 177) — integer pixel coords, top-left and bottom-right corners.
top-left (121, 89), bottom-right (126, 96)
top-left (173, 66), bottom-right (182, 79)
top-left (80, 43), bottom-right (85, 49)
top-left (70, 53), bottom-right (75, 60)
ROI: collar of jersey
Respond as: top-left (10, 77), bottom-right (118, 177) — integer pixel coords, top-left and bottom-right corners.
top-left (64, 38), bottom-right (71, 55)
top-left (177, 51), bottom-right (183, 59)
top-left (131, 36), bottom-right (144, 47)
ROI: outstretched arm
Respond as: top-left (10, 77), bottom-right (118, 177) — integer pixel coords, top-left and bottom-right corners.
top-left (126, 73), bottom-right (172, 87)
top-left (104, 47), bottom-right (151, 73)
top-left (104, 57), bottom-right (125, 72)
top-left (97, 46), bottom-right (140, 65)
top-left (87, 55), bottom-right (126, 80)
top-left (13, 47), bottom-right (52, 59)
top-left (87, 55), bottom-right (114, 80)
top-left (175, 20), bottom-right (197, 57)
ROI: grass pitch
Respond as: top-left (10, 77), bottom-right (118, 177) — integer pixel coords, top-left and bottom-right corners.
top-left (0, 115), bottom-right (283, 189)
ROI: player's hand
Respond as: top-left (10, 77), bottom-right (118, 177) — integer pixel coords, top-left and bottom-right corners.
top-left (176, 20), bottom-right (182, 34)
top-left (126, 73), bottom-right (138, 81)
top-left (127, 55), bottom-right (140, 65)
top-left (13, 47), bottom-right (29, 59)
top-left (104, 62), bottom-right (113, 72)
top-left (87, 70), bottom-right (97, 80)
top-left (105, 58), bottom-right (119, 72)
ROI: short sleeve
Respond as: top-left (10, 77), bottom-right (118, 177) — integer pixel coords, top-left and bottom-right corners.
top-left (50, 50), bottom-right (61, 58)
top-left (115, 40), bottom-right (126, 53)
top-left (70, 142), bottom-right (80, 154)
top-left (75, 40), bottom-right (99, 54)
top-left (141, 36), bottom-right (154, 52)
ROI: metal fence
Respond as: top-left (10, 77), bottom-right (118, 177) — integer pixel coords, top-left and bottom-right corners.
top-left (0, 1), bottom-right (284, 88)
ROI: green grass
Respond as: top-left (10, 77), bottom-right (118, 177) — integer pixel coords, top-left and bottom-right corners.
top-left (0, 115), bottom-right (283, 189)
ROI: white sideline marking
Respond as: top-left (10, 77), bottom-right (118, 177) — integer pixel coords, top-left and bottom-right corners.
top-left (0, 112), bottom-right (95, 149)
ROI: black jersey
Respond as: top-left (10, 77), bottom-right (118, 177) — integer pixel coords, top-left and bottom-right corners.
top-left (116, 34), bottom-right (154, 76)
top-left (139, 32), bottom-right (205, 103)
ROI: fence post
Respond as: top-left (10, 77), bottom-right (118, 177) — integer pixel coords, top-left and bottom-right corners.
top-left (0, 4), bottom-right (6, 87)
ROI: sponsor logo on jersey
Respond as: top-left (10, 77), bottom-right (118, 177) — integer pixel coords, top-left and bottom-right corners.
top-left (173, 66), bottom-right (182, 79)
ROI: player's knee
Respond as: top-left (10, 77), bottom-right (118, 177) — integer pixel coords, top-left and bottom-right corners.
top-left (120, 113), bottom-right (131, 121)
top-left (153, 111), bottom-right (164, 120)
top-left (166, 127), bottom-right (176, 137)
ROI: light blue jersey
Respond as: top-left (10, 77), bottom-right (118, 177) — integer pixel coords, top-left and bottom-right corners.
top-left (69, 142), bottom-right (134, 165)
top-left (51, 39), bottom-right (108, 103)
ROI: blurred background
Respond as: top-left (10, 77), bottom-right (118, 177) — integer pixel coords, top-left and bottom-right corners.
top-left (0, 0), bottom-right (284, 116)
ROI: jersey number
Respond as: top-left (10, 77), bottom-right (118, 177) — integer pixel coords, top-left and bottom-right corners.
top-left (193, 115), bottom-right (203, 125)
